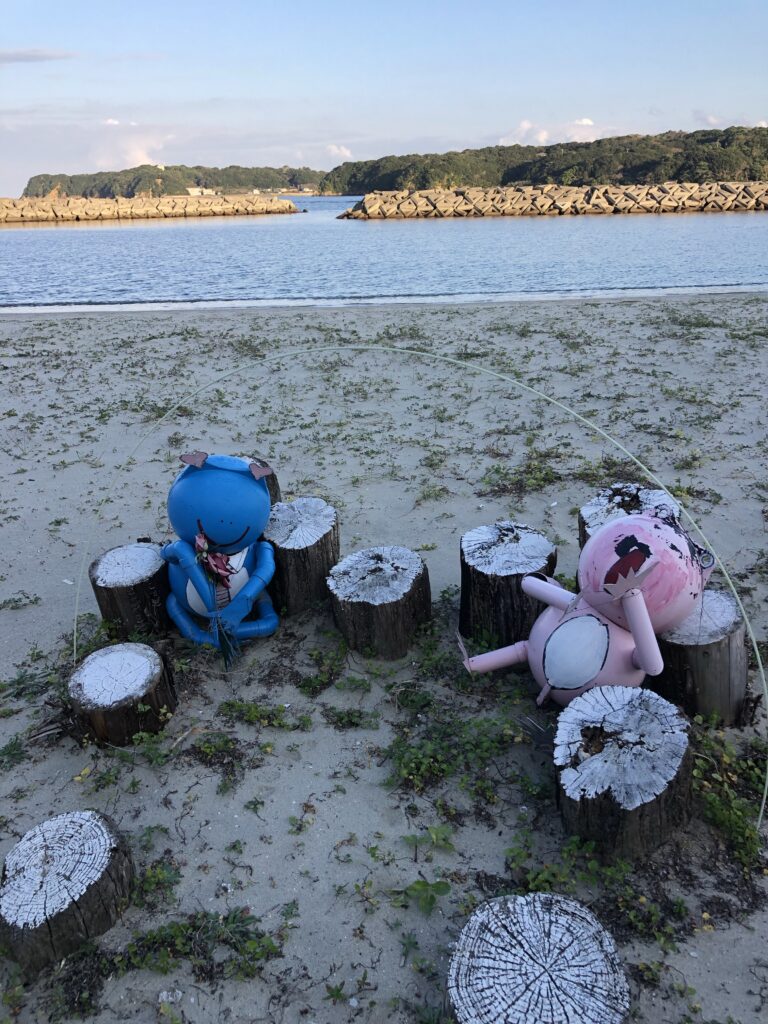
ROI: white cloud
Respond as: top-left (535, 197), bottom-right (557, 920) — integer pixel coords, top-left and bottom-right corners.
top-left (754, 119), bottom-right (767, 128)
top-left (103, 118), bottom-right (120, 126)
top-left (693, 109), bottom-right (723, 127)
top-left (326, 143), bottom-right (352, 160)
top-left (499, 117), bottom-right (613, 147)
top-left (0, 48), bottom-right (75, 64)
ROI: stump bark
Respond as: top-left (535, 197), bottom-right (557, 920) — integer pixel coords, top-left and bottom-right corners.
top-left (653, 589), bottom-right (747, 725)
top-left (578, 482), bottom-right (680, 547)
top-left (0, 811), bottom-right (134, 974)
top-left (459, 521), bottom-right (556, 644)
top-left (89, 542), bottom-right (170, 638)
top-left (68, 642), bottom-right (177, 745)
top-left (554, 686), bottom-right (692, 859)
top-left (327, 546), bottom-right (431, 658)
top-left (448, 892), bottom-right (629, 1024)
top-left (263, 496), bottom-right (340, 614)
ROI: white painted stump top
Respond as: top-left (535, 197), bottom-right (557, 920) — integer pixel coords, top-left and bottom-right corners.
top-left (91, 542), bottom-right (165, 587)
top-left (661, 588), bottom-right (742, 645)
top-left (448, 892), bottom-right (629, 1024)
top-left (580, 483), bottom-right (680, 538)
top-left (264, 497), bottom-right (337, 550)
top-left (461, 521), bottom-right (555, 576)
top-left (0, 811), bottom-right (117, 928)
top-left (327, 546), bottom-right (423, 606)
top-left (68, 642), bottom-right (162, 709)
top-left (554, 686), bottom-right (689, 812)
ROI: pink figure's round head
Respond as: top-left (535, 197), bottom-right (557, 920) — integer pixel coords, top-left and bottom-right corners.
top-left (578, 512), bottom-right (714, 634)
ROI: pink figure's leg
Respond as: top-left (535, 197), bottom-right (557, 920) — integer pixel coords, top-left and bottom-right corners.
top-left (462, 641), bottom-right (529, 674)
top-left (535, 684), bottom-right (552, 707)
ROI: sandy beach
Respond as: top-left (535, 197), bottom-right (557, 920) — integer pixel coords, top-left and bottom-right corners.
top-left (1, 293), bottom-right (767, 1023)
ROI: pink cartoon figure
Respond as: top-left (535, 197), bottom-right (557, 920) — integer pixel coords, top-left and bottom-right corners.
top-left (461, 512), bottom-right (715, 706)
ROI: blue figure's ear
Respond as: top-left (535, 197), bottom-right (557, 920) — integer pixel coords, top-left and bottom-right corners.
top-left (249, 459), bottom-right (273, 481)
top-left (181, 451), bottom-right (209, 468)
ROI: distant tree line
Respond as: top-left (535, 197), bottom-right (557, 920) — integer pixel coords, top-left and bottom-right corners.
top-left (317, 127), bottom-right (768, 194)
top-left (23, 163), bottom-right (325, 198)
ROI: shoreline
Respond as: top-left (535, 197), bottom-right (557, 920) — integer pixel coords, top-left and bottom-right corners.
top-left (1, 281), bottom-right (767, 316)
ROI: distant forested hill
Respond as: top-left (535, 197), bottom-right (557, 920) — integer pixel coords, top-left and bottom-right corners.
top-left (317, 127), bottom-right (768, 194)
top-left (23, 163), bottom-right (325, 198)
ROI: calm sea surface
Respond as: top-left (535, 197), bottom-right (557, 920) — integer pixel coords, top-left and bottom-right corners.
top-left (0, 195), bottom-right (766, 309)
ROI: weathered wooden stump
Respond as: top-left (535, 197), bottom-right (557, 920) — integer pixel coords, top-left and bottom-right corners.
top-left (448, 892), bottom-right (629, 1024)
top-left (0, 811), bottom-right (134, 974)
top-left (263, 496), bottom-right (340, 614)
top-left (250, 456), bottom-right (282, 505)
top-left (89, 542), bottom-right (170, 638)
top-left (554, 686), bottom-right (692, 859)
top-left (653, 589), bottom-right (747, 725)
top-left (68, 642), bottom-right (177, 745)
top-left (327, 546), bottom-right (431, 658)
top-left (578, 482), bottom-right (680, 547)
top-left (459, 521), bottom-right (556, 644)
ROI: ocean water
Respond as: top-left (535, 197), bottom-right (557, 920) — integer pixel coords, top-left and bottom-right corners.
top-left (0, 195), bottom-right (766, 309)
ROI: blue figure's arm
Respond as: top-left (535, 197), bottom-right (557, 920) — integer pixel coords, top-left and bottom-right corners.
top-left (162, 540), bottom-right (217, 615)
top-left (218, 542), bottom-right (275, 627)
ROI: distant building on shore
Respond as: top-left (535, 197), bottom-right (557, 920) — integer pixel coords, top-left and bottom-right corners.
top-left (186, 186), bottom-right (217, 196)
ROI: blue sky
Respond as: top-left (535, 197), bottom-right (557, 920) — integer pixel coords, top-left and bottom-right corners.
top-left (0, 0), bottom-right (765, 195)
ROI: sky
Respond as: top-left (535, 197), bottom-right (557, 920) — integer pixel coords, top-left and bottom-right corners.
top-left (0, 0), bottom-right (766, 196)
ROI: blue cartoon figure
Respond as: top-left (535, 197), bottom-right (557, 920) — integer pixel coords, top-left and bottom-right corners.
top-left (162, 452), bottom-right (278, 658)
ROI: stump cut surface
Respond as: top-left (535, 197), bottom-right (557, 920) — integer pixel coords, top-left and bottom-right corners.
top-left (69, 643), bottom-right (164, 709)
top-left (461, 521), bottom-right (556, 576)
top-left (0, 811), bottom-right (133, 972)
top-left (578, 482), bottom-right (680, 546)
top-left (328, 546), bottom-right (424, 605)
top-left (90, 542), bottom-right (165, 587)
top-left (554, 686), bottom-right (688, 811)
top-left (448, 892), bottom-right (629, 1024)
top-left (264, 496), bottom-right (337, 549)
top-left (661, 588), bottom-right (741, 645)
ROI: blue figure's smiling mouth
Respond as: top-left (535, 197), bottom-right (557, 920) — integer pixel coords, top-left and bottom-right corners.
top-left (197, 520), bottom-right (250, 549)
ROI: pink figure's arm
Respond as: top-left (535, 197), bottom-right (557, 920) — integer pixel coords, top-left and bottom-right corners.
top-left (463, 641), bottom-right (529, 674)
top-left (622, 588), bottom-right (664, 676)
top-left (522, 574), bottom-right (573, 610)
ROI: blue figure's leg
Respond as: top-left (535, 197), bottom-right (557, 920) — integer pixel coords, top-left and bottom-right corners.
top-left (167, 593), bottom-right (220, 647)
top-left (232, 593), bottom-right (279, 640)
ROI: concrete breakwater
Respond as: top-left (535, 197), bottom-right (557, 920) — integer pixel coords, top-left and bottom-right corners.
top-left (0, 194), bottom-right (297, 225)
top-left (340, 181), bottom-right (768, 219)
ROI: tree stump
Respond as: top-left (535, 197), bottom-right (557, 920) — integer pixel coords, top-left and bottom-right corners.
top-left (578, 482), bottom-right (680, 547)
top-left (263, 496), bottom-right (340, 614)
top-left (68, 642), bottom-right (177, 745)
top-left (554, 686), bottom-right (692, 859)
top-left (448, 892), bottom-right (629, 1024)
top-left (250, 455), bottom-right (282, 505)
top-left (0, 811), bottom-right (134, 974)
top-left (327, 546), bottom-right (431, 659)
top-left (653, 589), bottom-right (747, 725)
top-left (459, 521), bottom-right (556, 644)
top-left (89, 542), bottom-right (170, 638)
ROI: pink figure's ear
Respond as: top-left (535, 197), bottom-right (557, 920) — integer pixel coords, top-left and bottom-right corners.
top-left (249, 460), bottom-right (273, 480)
top-left (180, 451), bottom-right (208, 467)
